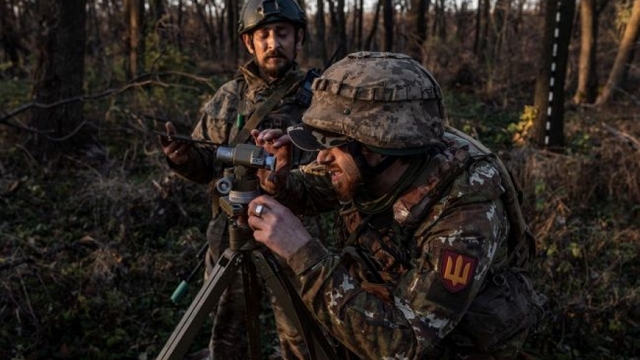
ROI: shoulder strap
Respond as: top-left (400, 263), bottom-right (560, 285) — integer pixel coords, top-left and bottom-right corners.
top-left (230, 73), bottom-right (301, 146)
top-left (445, 126), bottom-right (536, 267)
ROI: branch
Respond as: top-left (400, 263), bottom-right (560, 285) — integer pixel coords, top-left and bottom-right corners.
top-left (602, 122), bottom-right (640, 150)
top-left (0, 79), bottom-right (158, 125)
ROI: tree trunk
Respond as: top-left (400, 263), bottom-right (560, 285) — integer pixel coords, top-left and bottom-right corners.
top-left (336, 0), bottom-right (347, 57)
top-left (473, 0), bottom-right (482, 55)
top-left (409, 0), bottom-right (428, 60)
top-left (193, 0), bottom-right (215, 59)
top-left (151, 0), bottom-right (165, 22)
top-left (532, 0), bottom-right (575, 150)
top-left (316, 0), bottom-right (327, 63)
top-left (383, 0), bottom-right (394, 51)
top-left (491, 0), bottom-right (510, 63)
top-left (596, 0), bottom-right (640, 105)
top-left (0, 0), bottom-right (22, 70)
top-left (357, 0), bottom-right (364, 49)
top-left (364, 0), bottom-right (383, 51)
top-left (574, 0), bottom-right (599, 104)
top-left (125, 0), bottom-right (145, 78)
top-left (30, 0), bottom-right (88, 161)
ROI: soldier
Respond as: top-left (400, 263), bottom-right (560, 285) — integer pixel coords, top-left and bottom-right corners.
top-left (247, 51), bottom-right (546, 359)
top-left (159, 0), bottom-right (315, 359)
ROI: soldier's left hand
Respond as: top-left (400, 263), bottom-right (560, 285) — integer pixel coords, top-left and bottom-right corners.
top-left (251, 129), bottom-right (292, 194)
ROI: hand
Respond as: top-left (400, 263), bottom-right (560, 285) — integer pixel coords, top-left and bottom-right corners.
top-left (159, 122), bottom-right (192, 165)
top-left (247, 195), bottom-right (312, 259)
top-left (251, 129), bottom-right (292, 194)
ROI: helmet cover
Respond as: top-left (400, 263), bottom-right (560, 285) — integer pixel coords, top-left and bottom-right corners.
top-left (290, 51), bottom-right (445, 154)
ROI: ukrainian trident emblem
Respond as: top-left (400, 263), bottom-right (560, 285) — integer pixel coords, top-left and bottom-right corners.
top-left (440, 249), bottom-right (477, 293)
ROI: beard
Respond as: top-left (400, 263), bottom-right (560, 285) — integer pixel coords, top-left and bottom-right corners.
top-left (259, 49), bottom-right (295, 79)
top-left (329, 165), bottom-right (362, 202)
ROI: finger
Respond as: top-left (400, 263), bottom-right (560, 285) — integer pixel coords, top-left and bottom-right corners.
top-left (262, 129), bottom-right (283, 143)
top-left (165, 122), bottom-right (177, 135)
top-left (272, 134), bottom-right (291, 148)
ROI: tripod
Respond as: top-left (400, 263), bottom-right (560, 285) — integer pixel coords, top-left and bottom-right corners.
top-left (156, 145), bottom-right (336, 360)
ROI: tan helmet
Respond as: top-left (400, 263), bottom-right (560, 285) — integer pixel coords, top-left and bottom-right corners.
top-left (289, 52), bottom-right (445, 155)
top-left (238, 0), bottom-right (307, 35)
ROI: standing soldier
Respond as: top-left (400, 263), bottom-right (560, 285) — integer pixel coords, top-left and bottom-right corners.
top-left (159, 0), bottom-right (315, 359)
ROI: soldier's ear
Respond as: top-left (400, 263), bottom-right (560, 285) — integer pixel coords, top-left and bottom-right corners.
top-left (242, 34), bottom-right (255, 54)
top-left (295, 28), bottom-right (304, 51)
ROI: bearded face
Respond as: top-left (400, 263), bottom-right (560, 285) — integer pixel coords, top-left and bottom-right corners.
top-left (243, 22), bottom-right (302, 82)
top-left (317, 147), bottom-right (363, 202)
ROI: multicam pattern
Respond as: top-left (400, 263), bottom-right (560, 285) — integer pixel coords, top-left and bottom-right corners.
top-left (275, 129), bottom-right (537, 359)
top-left (302, 52), bottom-right (445, 151)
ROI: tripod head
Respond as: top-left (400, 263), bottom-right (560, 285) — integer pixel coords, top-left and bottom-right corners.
top-left (214, 144), bottom-right (275, 251)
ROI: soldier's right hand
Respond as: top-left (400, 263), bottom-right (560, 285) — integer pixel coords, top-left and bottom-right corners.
top-left (159, 122), bottom-right (192, 165)
top-left (252, 129), bottom-right (291, 194)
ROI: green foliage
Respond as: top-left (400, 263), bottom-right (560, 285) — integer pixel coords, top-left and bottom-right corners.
top-left (444, 92), bottom-right (521, 150)
top-left (0, 78), bottom-right (31, 112)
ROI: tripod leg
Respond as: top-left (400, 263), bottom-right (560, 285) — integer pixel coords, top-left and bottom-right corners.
top-left (251, 250), bottom-right (338, 360)
top-left (156, 248), bottom-right (244, 360)
top-left (242, 252), bottom-right (262, 359)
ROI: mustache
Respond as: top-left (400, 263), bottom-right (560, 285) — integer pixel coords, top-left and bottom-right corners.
top-left (264, 50), bottom-right (286, 58)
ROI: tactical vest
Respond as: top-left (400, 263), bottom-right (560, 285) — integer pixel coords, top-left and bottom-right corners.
top-left (337, 127), bottom-right (535, 284)
top-left (442, 126), bottom-right (535, 268)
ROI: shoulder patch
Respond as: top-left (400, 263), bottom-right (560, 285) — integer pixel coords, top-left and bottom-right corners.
top-left (440, 249), bottom-right (477, 293)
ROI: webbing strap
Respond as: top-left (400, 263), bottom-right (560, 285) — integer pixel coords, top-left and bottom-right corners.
top-left (231, 73), bottom-right (301, 146)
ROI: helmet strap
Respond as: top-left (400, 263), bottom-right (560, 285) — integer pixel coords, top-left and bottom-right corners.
top-left (343, 142), bottom-right (397, 179)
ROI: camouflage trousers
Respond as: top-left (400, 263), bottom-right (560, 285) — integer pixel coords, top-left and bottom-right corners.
top-left (204, 213), bottom-right (311, 360)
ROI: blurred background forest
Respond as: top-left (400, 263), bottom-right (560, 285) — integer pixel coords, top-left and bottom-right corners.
top-left (0, 0), bottom-right (639, 359)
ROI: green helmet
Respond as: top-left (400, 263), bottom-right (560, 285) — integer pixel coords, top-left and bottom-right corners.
top-left (238, 0), bottom-right (307, 35)
top-left (288, 52), bottom-right (445, 155)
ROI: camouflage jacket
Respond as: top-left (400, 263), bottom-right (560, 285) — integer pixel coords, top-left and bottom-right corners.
top-left (168, 59), bottom-right (310, 187)
top-left (275, 130), bottom-right (539, 359)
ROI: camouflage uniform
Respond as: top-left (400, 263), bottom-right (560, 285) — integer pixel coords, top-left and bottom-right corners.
top-left (272, 52), bottom-right (545, 359)
top-left (168, 59), bottom-right (313, 360)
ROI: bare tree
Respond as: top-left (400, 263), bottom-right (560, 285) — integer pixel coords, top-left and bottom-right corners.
top-left (383, 0), bottom-right (394, 51)
top-left (474, 0), bottom-right (490, 62)
top-left (491, 0), bottom-right (510, 63)
top-left (409, 0), bottom-right (429, 60)
top-left (356, 0), bottom-right (364, 49)
top-left (0, 0), bottom-right (26, 73)
top-left (225, 0), bottom-right (239, 62)
top-left (336, 0), bottom-right (347, 55)
top-left (315, 0), bottom-right (328, 62)
top-left (193, 0), bottom-right (216, 59)
top-left (151, 0), bottom-right (166, 22)
top-left (327, 0), bottom-right (347, 57)
top-left (432, 0), bottom-right (446, 39)
top-left (30, 0), bottom-right (88, 160)
top-left (573, 0), bottom-right (611, 104)
top-left (364, 0), bottom-right (383, 51)
top-left (124, 0), bottom-right (145, 78)
top-left (532, 0), bottom-right (576, 150)
top-left (597, 0), bottom-right (640, 105)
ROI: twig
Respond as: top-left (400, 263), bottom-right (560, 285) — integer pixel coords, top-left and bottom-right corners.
top-left (602, 122), bottom-right (640, 150)
top-left (0, 79), bottom-right (158, 125)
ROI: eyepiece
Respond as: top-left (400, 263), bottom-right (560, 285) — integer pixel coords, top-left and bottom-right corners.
top-left (215, 144), bottom-right (276, 170)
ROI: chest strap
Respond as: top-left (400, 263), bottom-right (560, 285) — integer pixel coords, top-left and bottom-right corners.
top-left (230, 73), bottom-right (301, 146)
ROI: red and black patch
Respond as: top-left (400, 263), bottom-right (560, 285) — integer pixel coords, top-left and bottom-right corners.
top-left (440, 249), bottom-right (477, 293)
